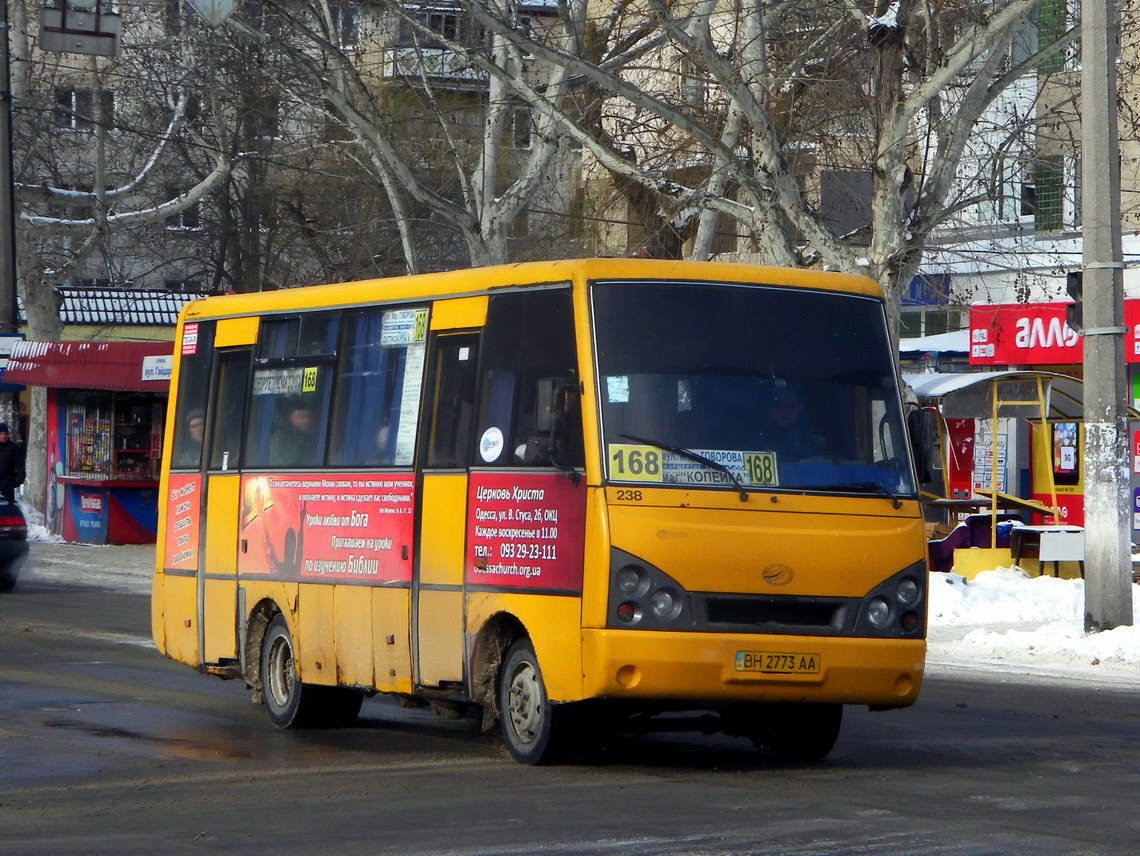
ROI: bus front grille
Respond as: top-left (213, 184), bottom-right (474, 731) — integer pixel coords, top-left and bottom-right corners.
top-left (700, 595), bottom-right (852, 633)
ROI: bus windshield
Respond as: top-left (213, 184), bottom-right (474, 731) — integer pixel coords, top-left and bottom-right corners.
top-left (592, 281), bottom-right (916, 498)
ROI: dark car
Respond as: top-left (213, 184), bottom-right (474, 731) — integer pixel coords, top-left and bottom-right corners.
top-left (0, 501), bottom-right (29, 592)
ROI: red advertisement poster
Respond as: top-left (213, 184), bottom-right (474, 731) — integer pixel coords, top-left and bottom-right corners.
top-left (969, 303), bottom-right (1081, 365)
top-left (164, 473), bottom-right (202, 571)
top-left (181, 322), bottom-right (199, 355)
top-left (466, 472), bottom-right (586, 592)
top-left (1030, 492), bottom-right (1084, 527)
top-left (238, 473), bottom-right (415, 582)
top-left (970, 299), bottom-right (1140, 365)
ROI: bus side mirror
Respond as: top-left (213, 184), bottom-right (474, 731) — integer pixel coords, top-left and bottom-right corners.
top-left (907, 407), bottom-right (937, 485)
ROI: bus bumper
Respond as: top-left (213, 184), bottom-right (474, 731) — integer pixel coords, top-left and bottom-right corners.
top-left (580, 629), bottom-right (925, 708)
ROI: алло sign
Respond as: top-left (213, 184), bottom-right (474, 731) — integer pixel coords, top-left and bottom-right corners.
top-left (969, 300), bottom-right (1140, 365)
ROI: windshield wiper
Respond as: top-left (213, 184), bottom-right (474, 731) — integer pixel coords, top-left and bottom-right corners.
top-left (797, 481), bottom-right (903, 509)
top-left (619, 433), bottom-right (749, 502)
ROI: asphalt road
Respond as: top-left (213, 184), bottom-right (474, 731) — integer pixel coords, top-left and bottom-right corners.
top-left (2, 565), bottom-right (1139, 855)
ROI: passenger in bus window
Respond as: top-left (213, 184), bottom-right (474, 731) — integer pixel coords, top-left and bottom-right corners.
top-left (369, 420), bottom-right (391, 466)
top-left (765, 385), bottom-right (824, 461)
top-left (269, 399), bottom-right (320, 467)
top-left (173, 408), bottom-right (206, 469)
top-left (187, 409), bottom-right (205, 445)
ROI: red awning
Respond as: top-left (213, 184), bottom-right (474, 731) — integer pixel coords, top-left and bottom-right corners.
top-left (4, 340), bottom-right (173, 392)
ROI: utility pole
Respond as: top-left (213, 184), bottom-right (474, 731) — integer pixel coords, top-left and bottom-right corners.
top-left (0, 0), bottom-right (20, 433)
top-left (0, 0), bottom-right (18, 337)
top-left (1080, 0), bottom-right (1133, 632)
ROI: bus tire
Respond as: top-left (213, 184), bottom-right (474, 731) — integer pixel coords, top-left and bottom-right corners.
top-left (752, 702), bottom-right (843, 762)
top-left (260, 614), bottom-right (325, 728)
top-left (498, 638), bottom-right (564, 765)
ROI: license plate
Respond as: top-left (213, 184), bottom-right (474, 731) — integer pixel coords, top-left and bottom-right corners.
top-left (735, 651), bottom-right (821, 674)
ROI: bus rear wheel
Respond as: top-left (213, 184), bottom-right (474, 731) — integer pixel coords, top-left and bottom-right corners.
top-left (498, 639), bottom-right (565, 765)
top-left (260, 614), bottom-right (361, 728)
top-left (749, 702), bottom-right (843, 762)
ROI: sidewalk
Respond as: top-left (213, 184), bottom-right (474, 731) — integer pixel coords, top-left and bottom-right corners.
top-left (25, 540), bottom-right (155, 595)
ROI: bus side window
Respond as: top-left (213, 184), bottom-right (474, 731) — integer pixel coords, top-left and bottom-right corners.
top-left (170, 321), bottom-right (216, 470)
top-left (246, 312), bottom-right (340, 469)
top-left (208, 349), bottom-right (252, 471)
top-left (425, 334), bottom-right (479, 468)
top-left (328, 308), bottom-right (428, 468)
top-left (475, 290), bottom-right (583, 468)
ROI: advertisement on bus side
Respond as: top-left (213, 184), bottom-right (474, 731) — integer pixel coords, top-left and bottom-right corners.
top-left (466, 472), bottom-right (586, 592)
top-left (237, 473), bottom-right (415, 582)
top-left (164, 473), bottom-right (202, 571)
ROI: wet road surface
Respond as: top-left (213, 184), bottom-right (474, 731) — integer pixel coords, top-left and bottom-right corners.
top-left (2, 563), bottom-right (1139, 855)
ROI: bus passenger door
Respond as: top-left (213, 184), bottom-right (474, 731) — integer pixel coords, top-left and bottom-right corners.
top-left (415, 331), bottom-right (480, 688)
top-left (199, 347), bottom-right (252, 666)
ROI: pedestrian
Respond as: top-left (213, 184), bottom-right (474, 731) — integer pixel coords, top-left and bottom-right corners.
top-left (0, 423), bottom-right (26, 504)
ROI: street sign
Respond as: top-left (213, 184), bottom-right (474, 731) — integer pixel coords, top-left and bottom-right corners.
top-left (186, 0), bottom-right (239, 26)
top-left (39, 7), bottom-right (122, 57)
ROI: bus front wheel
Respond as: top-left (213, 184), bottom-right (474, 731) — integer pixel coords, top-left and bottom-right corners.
top-left (749, 702), bottom-right (843, 761)
top-left (260, 614), bottom-right (361, 728)
top-left (498, 638), bottom-right (564, 765)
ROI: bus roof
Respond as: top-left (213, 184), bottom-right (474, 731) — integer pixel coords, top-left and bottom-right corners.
top-left (180, 258), bottom-right (884, 322)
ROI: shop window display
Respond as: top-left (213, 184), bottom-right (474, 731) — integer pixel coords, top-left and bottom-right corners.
top-left (65, 392), bottom-right (164, 480)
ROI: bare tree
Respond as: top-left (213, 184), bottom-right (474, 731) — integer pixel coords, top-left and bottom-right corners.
top-left (224, 0), bottom-right (603, 270)
top-left (12, 1), bottom-right (235, 339)
top-left (459, 0), bottom-right (1077, 335)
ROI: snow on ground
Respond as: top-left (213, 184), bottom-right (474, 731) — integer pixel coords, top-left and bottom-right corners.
top-left (927, 567), bottom-right (1140, 687)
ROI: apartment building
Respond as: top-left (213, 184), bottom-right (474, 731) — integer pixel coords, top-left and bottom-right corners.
top-left (20, 0), bottom-right (579, 302)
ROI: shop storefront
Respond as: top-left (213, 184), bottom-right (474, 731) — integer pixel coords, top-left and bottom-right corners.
top-left (6, 341), bottom-right (172, 544)
top-left (966, 300), bottom-right (1140, 526)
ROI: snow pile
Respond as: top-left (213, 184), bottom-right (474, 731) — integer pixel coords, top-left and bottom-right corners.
top-left (19, 500), bottom-right (62, 543)
top-left (929, 567), bottom-right (1083, 625)
top-left (928, 568), bottom-right (1140, 681)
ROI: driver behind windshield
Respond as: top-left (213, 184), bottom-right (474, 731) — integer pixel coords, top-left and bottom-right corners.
top-left (763, 385), bottom-right (825, 462)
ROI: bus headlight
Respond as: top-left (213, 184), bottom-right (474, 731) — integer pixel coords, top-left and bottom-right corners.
top-left (866, 597), bottom-right (891, 627)
top-left (609, 548), bottom-right (693, 630)
top-left (617, 564), bottom-right (650, 598)
top-left (649, 588), bottom-right (682, 621)
top-left (896, 577), bottom-right (920, 605)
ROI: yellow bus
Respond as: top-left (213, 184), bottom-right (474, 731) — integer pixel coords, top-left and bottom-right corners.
top-left (152, 258), bottom-right (929, 764)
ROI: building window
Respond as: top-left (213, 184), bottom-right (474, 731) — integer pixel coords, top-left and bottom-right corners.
top-left (164, 186), bottom-right (202, 230)
top-left (400, 11), bottom-right (482, 48)
top-left (1025, 156), bottom-right (1064, 232)
top-left (1037, 0), bottom-right (1082, 72)
top-left (899, 308), bottom-right (966, 339)
top-left (49, 183), bottom-right (94, 222)
top-left (819, 169), bottom-right (873, 244)
top-left (240, 1), bottom-right (281, 34)
top-left (245, 93), bottom-right (280, 140)
top-left (677, 54), bottom-right (706, 109)
top-left (331, 3), bottom-right (359, 47)
top-left (164, 0), bottom-right (194, 34)
top-left (54, 88), bottom-right (114, 131)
